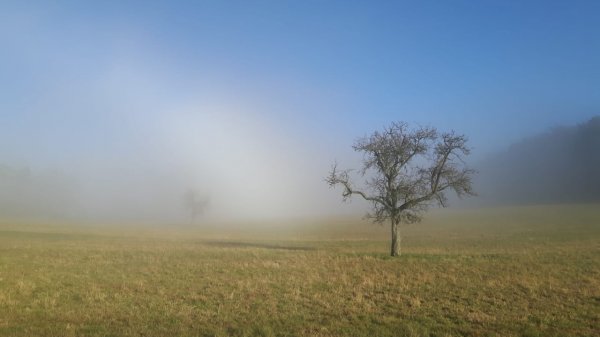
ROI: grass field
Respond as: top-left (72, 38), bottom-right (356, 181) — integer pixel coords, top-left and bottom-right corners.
top-left (1, 204), bottom-right (599, 337)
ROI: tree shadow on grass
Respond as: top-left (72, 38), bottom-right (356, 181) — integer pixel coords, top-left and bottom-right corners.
top-left (358, 252), bottom-right (509, 261)
top-left (200, 240), bottom-right (315, 251)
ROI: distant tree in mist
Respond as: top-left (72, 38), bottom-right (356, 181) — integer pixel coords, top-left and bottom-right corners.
top-left (183, 189), bottom-right (209, 225)
top-left (0, 165), bottom-right (76, 218)
top-left (326, 122), bottom-right (475, 256)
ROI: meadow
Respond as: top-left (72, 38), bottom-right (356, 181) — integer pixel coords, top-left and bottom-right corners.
top-left (0, 204), bottom-right (598, 337)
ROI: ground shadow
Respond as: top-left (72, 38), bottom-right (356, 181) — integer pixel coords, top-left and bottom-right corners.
top-left (200, 240), bottom-right (315, 251)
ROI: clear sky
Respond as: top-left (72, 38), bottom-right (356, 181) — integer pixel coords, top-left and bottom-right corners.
top-left (1, 1), bottom-right (599, 221)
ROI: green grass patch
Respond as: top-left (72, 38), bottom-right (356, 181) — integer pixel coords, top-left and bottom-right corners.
top-left (0, 204), bottom-right (599, 336)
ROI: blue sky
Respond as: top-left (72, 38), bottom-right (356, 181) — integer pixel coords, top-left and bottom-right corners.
top-left (1, 1), bottom-right (599, 220)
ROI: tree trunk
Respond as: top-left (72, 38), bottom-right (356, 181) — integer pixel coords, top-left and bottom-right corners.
top-left (390, 219), bottom-right (400, 256)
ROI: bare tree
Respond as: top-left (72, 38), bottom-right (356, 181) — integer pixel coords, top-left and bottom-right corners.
top-left (183, 189), bottom-right (209, 225)
top-left (326, 122), bottom-right (475, 256)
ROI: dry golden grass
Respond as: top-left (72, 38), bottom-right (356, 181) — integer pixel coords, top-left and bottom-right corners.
top-left (0, 204), bottom-right (599, 336)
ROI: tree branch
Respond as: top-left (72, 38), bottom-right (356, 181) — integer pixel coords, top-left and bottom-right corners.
top-left (326, 163), bottom-right (390, 207)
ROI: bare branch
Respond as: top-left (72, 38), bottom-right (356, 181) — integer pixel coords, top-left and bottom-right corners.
top-left (327, 122), bottom-right (475, 256)
top-left (326, 163), bottom-right (389, 207)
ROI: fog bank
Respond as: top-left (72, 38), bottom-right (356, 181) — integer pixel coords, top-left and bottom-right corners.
top-left (472, 116), bottom-right (600, 206)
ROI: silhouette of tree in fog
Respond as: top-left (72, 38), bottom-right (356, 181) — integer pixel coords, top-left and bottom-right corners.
top-left (183, 189), bottom-right (209, 225)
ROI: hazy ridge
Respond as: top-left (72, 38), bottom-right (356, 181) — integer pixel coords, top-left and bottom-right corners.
top-left (474, 116), bottom-right (600, 205)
